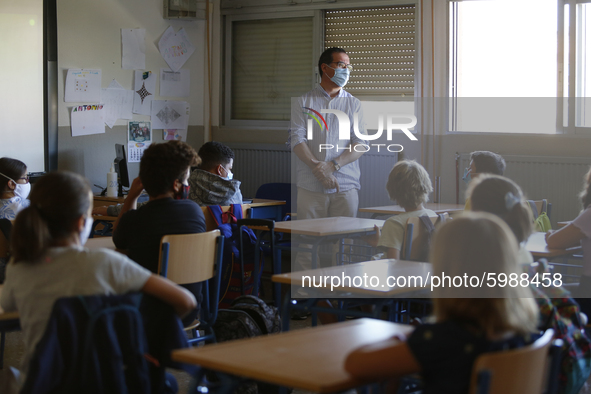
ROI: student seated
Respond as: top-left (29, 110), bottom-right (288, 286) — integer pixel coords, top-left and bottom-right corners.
top-left (94, 141), bottom-right (243, 217)
top-left (345, 213), bottom-right (539, 394)
top-left (0, 171), bottom-right (195, 387)
top-left (462, 151), bottom-right (506, 210)
top-left (366, 160), bottom-right (436, 259)
top-left (112, 141), bottom-right (206, 325)
top-left (547, 165), bottom-right (591, 312)
top-left (467, 174), bottom-right (534, 264)
top-left (0, 157), bottom-right (30, 220)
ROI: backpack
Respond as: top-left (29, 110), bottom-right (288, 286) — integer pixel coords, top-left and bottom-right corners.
top-left (208, 205), bottom-right (262, 308)
top-left (210, 296), bottom-right (283, 394)
top-left (529, 200), bottom-right (553, 232)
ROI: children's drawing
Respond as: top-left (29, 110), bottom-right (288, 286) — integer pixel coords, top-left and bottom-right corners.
top-left (158, 26), bottom-right (195, 72)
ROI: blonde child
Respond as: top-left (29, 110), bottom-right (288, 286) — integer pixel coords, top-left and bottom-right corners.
top-left (0, 171), bottom-right (195, 384)
top-left (369, 160), bottom-right (436, 259)
top-left (345, 213), bottom-right (539, 394)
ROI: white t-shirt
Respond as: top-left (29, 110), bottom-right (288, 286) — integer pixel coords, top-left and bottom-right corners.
top-left (377, 209), bottom-right (437, 252)
top-left (0, 246), bottom-right (152, 375)
top-left (572, 207), bottom-right (591, 276)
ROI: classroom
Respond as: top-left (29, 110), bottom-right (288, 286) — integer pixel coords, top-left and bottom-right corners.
top-left (2, 0), bottom-right (591, 393)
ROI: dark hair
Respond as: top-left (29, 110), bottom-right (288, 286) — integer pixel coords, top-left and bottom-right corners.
top-left (470, 151), bottom-right (506, 175)
top-left (318, 47), bottom-right (347, 78)
top-left (198, 142), bottom-right (235, 171)
top-left (11, 171), bottom-right (92, 262)
top-left (140, 141), bottom-right (200, 197)
top-left (0, 158), bottom-right (27, 192)
top-left (580, 166), bottom-right (591, 210)
top-left (467, 174), bottom-right (533, 244)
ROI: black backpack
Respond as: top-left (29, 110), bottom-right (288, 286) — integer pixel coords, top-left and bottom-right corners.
top-left (210, 296), bottom-right (283, 394)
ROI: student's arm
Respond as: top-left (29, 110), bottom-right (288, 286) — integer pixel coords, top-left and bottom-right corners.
top-left (386, 247), bottom-right (400, 260)
top-left (345, 338), bottom-right (421, 380)
top-left (546, 223), bottom-right (586, 249)
top-left (113, 177), bottom-right (144, 231)
top-left (141, 274), bottom-right (197, 318)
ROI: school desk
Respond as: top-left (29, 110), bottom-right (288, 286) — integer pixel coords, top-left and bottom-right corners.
top-left (557, 221), bottom-right (571, 229)
top-left (359, 203), bottom-right (465, 218)
top-left (86, 236), bottom-right (116, 250)
top-left (272, 259), bottom-right (431, 330)
top-left (172, 318), bottom-right (413, 393)
top-left (525, 232), bottom-right (582, 258)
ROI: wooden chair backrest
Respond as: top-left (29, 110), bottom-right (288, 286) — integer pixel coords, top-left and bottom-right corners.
top-left (157, 230), bottom-right (221, 285)
top-left (402, 214), bottom-right (441, 261)
top-left (527, 199), bottom-right (550, 219)
top-left (201, 204), bottom-right (251, 231)
top-left (469, 329), bottom-right (554, 394)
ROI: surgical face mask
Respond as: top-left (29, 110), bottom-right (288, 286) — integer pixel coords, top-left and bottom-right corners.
top-left (80, 216), bottom-right (94, 246)
top-left (14, 182), bottom-right (31, 199)
top-left (462, 167), bottom-right (471, 184)
top-left (221, 165), bottom-right (234, 181)
top-left (327, 66), bottom-right (350, 88)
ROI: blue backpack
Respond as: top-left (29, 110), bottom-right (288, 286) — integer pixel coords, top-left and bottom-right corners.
top-left (208, 204), bottom-right (262, 309)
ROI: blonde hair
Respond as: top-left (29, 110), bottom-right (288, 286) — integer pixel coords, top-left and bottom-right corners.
top-left (385, 160), bottom-right (433, 210)
top-left (431, 212), bottom-right (538, 337)
top-left (467, 174), bottom-right (533, 244)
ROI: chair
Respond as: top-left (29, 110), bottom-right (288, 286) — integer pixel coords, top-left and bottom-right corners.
top-left (401, 213), bottom-right (448, 261)
top-left (469, 329), bottom-right (558, 394)
top-left (528, 199), bottom-right (552, 221)
top-left (202, 204), bottom-right (250, 231)
top-left (255, 183), bottom-right (296, 220)
top-left (158, 230), bottom-right (224, 345)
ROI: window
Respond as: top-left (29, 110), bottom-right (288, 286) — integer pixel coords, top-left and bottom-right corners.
top-left (449, 0), bottom-right (591, 134)
top-left (223, 2), bottom-right (418, 127)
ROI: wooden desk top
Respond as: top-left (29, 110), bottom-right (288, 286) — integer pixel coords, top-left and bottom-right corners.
top-left (359, 203), bottom-right (465, 215)
top-left (273, 259), bottom-right (431, 297)
top-left (525, 232), bottom-right (582, 258)
top-left (86, 237), bottom-right (116, 250)
top-left (250, 199), bottom-right (286, 207)
top-left (172, 318), bottom-right (412, 393)
top-left (557, 221), bottom-right (571, 229)
top-left (272, 217), bottom-right (384, 237)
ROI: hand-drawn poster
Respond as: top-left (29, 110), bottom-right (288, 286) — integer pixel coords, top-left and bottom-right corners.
top-left (150, 100), bottom-right (189, 130)
top-left (101, 79), bottom-right (134, 128)
top-left (163, 129), bottom-right (187, 141)
top-left (160, 68), bottom-right (190, 97)
top-left (127, 121), bottom-right (152, 162)
top-left (121, 28), bottom-right (146, 70)
top-left (133, 70), bottom-right (156, 115)
top-left (65, 69), bottom-right (101, 102)
top-left (158, 26), bottom-right (195, 72)
top-left (71, 104), bottom-right (105, 136)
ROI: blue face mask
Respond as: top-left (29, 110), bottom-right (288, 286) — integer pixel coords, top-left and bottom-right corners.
top-left (328, 66), bottom-right (350, 87)
top-left (221, 165), bottom-right (233, 181)
top-left (462, 167), bottom-right (471, 184)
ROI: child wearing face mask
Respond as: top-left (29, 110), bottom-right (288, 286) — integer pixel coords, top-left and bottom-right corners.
top-left (1, 171), bottom-right (196, 386)
top-left (0, 157), bottom-right (31, 220)
top-left (113, 141), bottom-right (206, 325)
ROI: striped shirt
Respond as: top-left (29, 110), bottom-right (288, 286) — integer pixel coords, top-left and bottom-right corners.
top-left (289, 85), bottom-right (367, 193)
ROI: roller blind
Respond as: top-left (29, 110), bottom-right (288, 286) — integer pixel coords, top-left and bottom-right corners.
top-left (325, 5), bottom-right (416, 97)
top-left (231, 17), bottom-right (314, 121)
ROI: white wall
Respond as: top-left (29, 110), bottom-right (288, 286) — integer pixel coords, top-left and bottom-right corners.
top-left (56, 0), bottom-right (206, 190)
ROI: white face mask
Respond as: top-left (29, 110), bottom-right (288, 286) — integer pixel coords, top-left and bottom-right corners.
top-left (14, 182), bottom-right (31, 199)
top-left (221, 165), bottom-right (234, 181)
top-left (80, 216), bottom-right (94, 246)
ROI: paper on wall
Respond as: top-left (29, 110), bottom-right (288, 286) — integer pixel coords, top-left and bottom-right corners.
top-left (133, 70), bottom-right (156, 115)
top-left (163, 129), bottom-right (187, 141)
top-left (65, 69), bottom-right (101, 103)
top-left (127, 121), bottom-right (152, 163)
top-left (101, 79), bottom-right (134, 128)
top-left (160, 68), bottom-right (190, 97)
top-left (71, 104), bottom-right (105, 136)
top-left (121, 28), bottom-right (146, 70)
top-left (150, 100), bottom-right (190, 130)
top-left (158, 26), bottom-right (195, 72)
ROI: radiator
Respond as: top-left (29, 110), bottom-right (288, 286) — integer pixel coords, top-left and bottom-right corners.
top-left (459, 154), bottom-right (591, 225)
top-left (228, 143), bottom-right (398, 213)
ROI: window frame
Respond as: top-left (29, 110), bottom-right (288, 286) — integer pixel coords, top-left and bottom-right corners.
top-left (221, 0), bottom-right (420, 130)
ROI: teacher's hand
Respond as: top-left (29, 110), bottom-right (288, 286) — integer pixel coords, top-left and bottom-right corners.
top-left (313, 161), bottom-right (336, 180)
top-left (321, 175), bottom-right (340, 193)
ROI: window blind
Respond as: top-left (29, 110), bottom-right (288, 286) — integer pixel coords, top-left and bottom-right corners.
top-left (325, 5), bottom-right (416, 97)
top-left (231, 17), bottom-right (314, 121)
